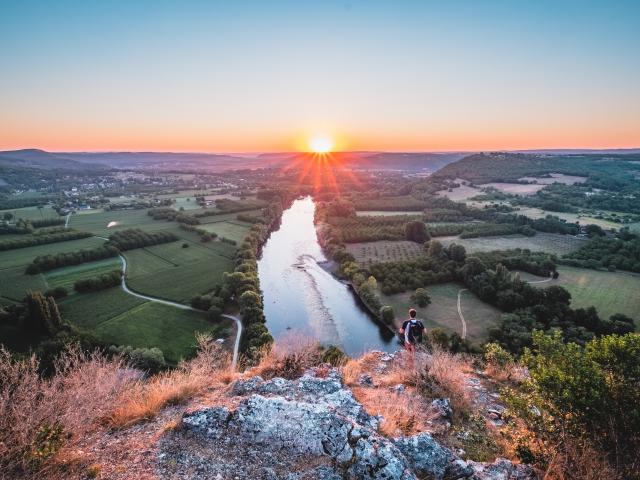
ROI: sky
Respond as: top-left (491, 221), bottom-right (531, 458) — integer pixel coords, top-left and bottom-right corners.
top-left (0, 0), bottom-right (639, 153)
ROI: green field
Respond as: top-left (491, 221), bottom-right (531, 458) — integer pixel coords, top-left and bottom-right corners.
top-left (379, 282), bottom-right (502, 344)
top-left (43, 257), bottom-right (122, 292)
top-left (59, 288), bottom-right (147, 330)
top-left (0, 205), bottom-right (60, 221)
top-left (199, 220), bottom-right (253, 243)
top-left (0, 266), bottom-right (48, 301)
top-left (355, 210), bottom-right (426, 217)
top-left (519, 267), bottom-right (640, 322)
top-left (173, 196), bottom-right (202, 210)
top-left (196, 209), bottom-right (264, 224)
top-left (0, 236), bottom-right (105, 269)
top-left (67, 208), bottom-right (170, 236)
top-left (92, 302), bottom-right (231, 363)
top-left (124, 240), bottom-right (235, 303)
top-left (439, 232), bottom-right (585, 255)
top-left (58, 289), bottom-right (232, 364)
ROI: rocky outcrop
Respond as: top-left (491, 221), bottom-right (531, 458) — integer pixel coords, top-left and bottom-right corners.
top-left (157, 366), bottom-right (536, 479)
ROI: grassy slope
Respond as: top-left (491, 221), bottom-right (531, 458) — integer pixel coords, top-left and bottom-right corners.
top-left (379, 282), bottom-right (501, 344)
top-left (92, 302), bottom-right (232, 363)
top-left (59, 288), bottom-right (232, 364)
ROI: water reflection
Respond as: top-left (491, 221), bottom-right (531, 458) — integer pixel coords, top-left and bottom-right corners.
top-left (258, 196), bottom-right (396, 355)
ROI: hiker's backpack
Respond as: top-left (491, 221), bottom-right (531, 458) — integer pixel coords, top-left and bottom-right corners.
top-left (407, 320), bottom-right (423, 342)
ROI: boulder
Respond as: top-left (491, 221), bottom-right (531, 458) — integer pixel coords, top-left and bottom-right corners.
top-left (163, 367), bottom-right (536, 480)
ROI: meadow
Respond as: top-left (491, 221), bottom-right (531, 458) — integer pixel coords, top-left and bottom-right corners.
top-left (0, 236), bottom-right (105, 269)
top-left (0, 205), bottom-right (60, 221)
top-left (379, 282), bottom-right (501, 344)
top-left (435, 183), bottom-right (482, 202)
top-left (123, 240), bottom-right (235, 303)
top-left (43, 257), bottom-right (122, 292)
top-left (91, 302), bottom-right (231, 364)
top-left (518, 267), bottom-right (640, 322)
top-left (438, 232), bottom-right (585, 255)
top-left (59, 289), bottom-right (231, 364)
top-left (199, 220), bottom-right (254, 243)
top-left (67, 208), bottom-right (171, 236)
top-left (355, 210), bottom-right (429, 217)
top-left (477, 182), bottom-right (546, 195)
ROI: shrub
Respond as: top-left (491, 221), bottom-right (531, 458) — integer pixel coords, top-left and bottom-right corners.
top-left (410, 288), bottom-right (431, 307)
top-left (483, 342), bottom-right (513, 369)
top-left (505, 331), bottom-right (640, 479)
top-left (380, 305), bottom-right (395, 325)
top-left (44, 286), bottom-right (68, 300)
top-left (108, 345), bottom-right (167, 374)
top-left (322, 345), bottom-right (349, 366)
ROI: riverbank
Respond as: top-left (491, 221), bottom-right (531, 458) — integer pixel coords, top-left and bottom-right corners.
top-left (258, 197), bottom-right (396, 355)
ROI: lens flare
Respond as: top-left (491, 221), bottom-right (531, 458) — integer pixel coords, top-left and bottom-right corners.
top-left (308, 135), bottom-right (333, 153)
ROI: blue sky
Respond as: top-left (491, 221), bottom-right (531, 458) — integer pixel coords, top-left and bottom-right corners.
top-left (1, 0), bottom-right (638, 151)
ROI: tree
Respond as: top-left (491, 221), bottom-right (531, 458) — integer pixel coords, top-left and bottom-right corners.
top-left (380, 305), bottom-right (395, 325)
top-left (448, 243), bottom-right (466, 263)
top-left (207, 305), bottom-right (223, 321)
top-left (3, 212), bottom-right (12, 221)
top-left (506, 331), bottom-right (640, 478)
top-left (410, 288), bottom-right (431, 308)
top-left (425, 240), bottom-right (444, 258)
top-left (585, 224), bottom-right (605, 237)
top-left (405, 221), bottom-right (429, 243)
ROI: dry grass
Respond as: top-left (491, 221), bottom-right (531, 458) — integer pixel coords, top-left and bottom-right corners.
top-left (250, 333), bottom-right (324, 380)
top-left (0, 334), bottom-right (231, 478)
top-left (353, 387), bottom-right (434, 437)
top-left (419, 347), bottom-right (472, 415)
top-left (543, 437), bottom-right (623, 480)
top-left (107, 335), bottom-right (231, 428)
top-left (341, 348), bottom-right (471, 437)
top-left (0, 346), bottom-right (136, 476)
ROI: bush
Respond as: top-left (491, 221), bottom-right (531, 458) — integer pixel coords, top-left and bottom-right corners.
top-left (380, 305), bottom-right (395, 325)
top-left (410, 288), bottom-right (431, 307)
top-left (44, 286), bottom-right (68, 300)
top-left (322, 345), bottom-right (349, 366)
top-left (505, 331), bottom-right (640, 479)
top-left (108, 345), bottom-right (167, 374)
top-left (74, 270), bottom-right (122, 293)
top-left (483, 342), bottom-right (513, 369)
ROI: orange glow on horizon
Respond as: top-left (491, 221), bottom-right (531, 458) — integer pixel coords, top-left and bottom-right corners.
top-left (0, 123), bottom-right (639, 153)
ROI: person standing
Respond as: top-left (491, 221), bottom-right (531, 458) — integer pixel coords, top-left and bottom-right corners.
top-left (399, 309), bottom-right (426, 350)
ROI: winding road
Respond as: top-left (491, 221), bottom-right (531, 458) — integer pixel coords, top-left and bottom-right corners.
top-left (456, 276), bottom-right (553, 339)
top-left (93, 235), bottom-right (242, 369)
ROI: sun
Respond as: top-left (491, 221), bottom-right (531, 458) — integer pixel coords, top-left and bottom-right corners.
top-left (308, 135), bottom-right (334, 153)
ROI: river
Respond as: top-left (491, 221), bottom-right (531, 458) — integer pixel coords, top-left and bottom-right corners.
top-left (257, 196), bottom-right (397, 355)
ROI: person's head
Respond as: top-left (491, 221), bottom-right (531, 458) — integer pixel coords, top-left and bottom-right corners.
top-left (409, 309), bottom-right (417, 319)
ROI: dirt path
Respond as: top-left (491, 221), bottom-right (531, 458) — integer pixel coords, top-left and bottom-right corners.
top-left (456, 289), bottom-right (468, 339)
top-left (91, 234), bottom-right (242, 369)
